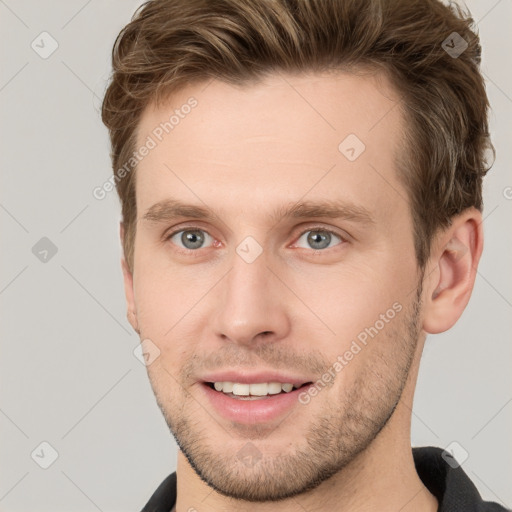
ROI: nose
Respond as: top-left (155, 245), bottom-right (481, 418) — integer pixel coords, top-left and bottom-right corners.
top-left (211, 251), bottom-right (291, 347)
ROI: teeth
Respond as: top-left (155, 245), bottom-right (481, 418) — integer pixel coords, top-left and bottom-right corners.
top-left (222, 381), bottom-right (233, 393)
top-left (232, 383), bottom-right (250, 396)
top-left (267, 382), bottom-right (282, 395)
top-left (249, 383), bottom-right (270, 396)
top-left (212, 381), bottom-right (299, 396)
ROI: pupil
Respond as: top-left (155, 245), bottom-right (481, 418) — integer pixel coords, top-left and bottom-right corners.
top-left (182, 230), bottom-right (204, 249)
top-left (308, 231), bottom-right (330, 249)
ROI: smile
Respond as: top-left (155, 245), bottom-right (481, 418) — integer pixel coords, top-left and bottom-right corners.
top-left (201, 378), bottom-right (314, 423)
top-left (206, 381), bottom-right (311, 399)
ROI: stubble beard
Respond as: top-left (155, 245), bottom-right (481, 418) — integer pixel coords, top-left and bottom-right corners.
top-left (147, 287), bottom-right (423, 502)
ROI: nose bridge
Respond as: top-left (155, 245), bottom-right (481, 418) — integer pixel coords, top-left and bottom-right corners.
top-left (212, 246), bottom-right (290, 345)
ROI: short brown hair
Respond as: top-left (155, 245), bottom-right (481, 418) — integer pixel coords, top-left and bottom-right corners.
top-left (102, 0), bottom-right (493, 272)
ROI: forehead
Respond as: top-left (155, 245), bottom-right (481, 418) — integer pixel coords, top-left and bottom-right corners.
top-left (134, 71), bottom-right (407, 225)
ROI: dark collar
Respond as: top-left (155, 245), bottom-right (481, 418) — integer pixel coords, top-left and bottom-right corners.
top-left (141, 446), bottom-right (509, 512)
top-left (413, 446), bottom-right (508, 511)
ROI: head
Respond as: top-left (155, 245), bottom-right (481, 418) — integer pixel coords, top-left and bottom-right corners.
top-left (102, 0), bottom-right (492, 502)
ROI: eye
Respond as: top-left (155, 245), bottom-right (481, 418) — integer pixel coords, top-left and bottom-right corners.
top-left (168, 228), bottom-right (214, 250)
top-left (294, 229), bottom-right (344, 250)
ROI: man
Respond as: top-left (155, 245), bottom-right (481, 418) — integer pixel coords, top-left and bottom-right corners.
top-left (102, 0), bottom-right (507, 510)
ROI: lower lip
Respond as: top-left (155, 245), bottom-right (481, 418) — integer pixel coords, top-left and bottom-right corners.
top-left (201, 383), bottom-right (310, 424)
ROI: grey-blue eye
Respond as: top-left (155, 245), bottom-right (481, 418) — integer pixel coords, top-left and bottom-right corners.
top-left (169, 229), bottom-right (213, 250)
top-left (295, 230), bottom-right (342, 250)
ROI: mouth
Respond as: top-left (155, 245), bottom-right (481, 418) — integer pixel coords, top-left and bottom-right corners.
top-left (200, 378), bottom-right (315, 424)
top-left (204, 381), bottom-right (313, 400)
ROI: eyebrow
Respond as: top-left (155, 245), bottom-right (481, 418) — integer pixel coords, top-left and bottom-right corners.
top-left (141, 198), bottom-right (375, 226)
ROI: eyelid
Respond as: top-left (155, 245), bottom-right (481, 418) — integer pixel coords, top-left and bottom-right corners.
top-left (164, 227), bottom-right (217, 258)
top-left (164, 222), bottom-right (214, 239)
top-left (163, 223), bottom-right (349, 251)
top-left (164, 225), bottom-right (216, 244)
top-left (290, 225), bottom-right (348, 248)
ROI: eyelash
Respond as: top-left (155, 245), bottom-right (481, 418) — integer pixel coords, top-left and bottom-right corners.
top-left (164, 225), bottom-right (347, 254)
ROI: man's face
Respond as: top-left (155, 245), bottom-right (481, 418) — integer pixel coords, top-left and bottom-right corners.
top-left (128, 71), bottom-right (423, 501)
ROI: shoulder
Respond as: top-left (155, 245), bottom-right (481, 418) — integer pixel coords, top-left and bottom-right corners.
top-left (413, 446), bottom-right (510, 512)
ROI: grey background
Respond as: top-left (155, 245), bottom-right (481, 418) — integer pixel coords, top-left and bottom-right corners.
top-left (0, 1), bottom-right (510, 511)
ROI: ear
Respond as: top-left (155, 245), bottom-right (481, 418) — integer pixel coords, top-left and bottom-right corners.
top-left (120, 222), bottom-right (139, 334)
top-left (422, 208), bottom-right (484, 334)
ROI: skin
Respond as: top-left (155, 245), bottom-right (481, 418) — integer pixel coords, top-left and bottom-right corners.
top-left (121, 71), bottom-right (483, 512)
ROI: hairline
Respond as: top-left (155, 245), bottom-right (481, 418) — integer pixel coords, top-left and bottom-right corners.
top-left (123, 67), bottom-right (436, 273)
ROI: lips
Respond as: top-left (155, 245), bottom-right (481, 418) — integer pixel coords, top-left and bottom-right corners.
top-left (200, 370), bottom-right (314, 386)
top-left (198, 370), bottom-right (315, 423)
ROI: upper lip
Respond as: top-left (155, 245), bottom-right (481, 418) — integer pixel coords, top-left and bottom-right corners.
top-left (200, 370), bottom-right (314, 385)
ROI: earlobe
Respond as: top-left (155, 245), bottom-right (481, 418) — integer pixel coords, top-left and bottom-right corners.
top-left (120, 222), bottom-right (139, 334)
top-left (422, 210), bottom-right (483, 334)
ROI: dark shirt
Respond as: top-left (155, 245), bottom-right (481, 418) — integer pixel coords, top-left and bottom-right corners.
top-left (141, 446), bottom-right (510, 512)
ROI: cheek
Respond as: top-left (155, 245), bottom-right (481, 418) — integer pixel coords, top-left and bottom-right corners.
top-left (287, 262), bottom-right (405, 343)
top-left (132, 250), bottom-right (222, 367)
top-left (132, 237), bottom-right (194, 330)
top-left (133, 271), bottom-right (171, 336)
